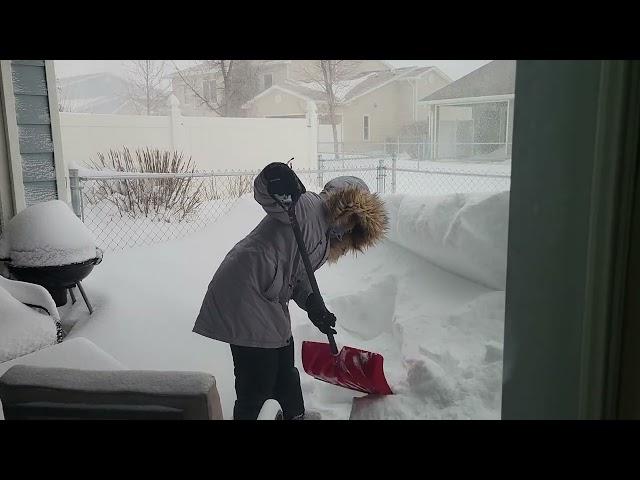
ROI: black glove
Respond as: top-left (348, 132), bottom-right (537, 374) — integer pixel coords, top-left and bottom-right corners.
top-left (305, 293), bottom-right (337, 335)
top-left (263, 162), bottom-right (306, 203)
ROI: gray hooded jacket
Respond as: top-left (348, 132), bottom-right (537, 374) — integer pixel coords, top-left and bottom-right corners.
top-left (193, 171), bottom-right (370, 348)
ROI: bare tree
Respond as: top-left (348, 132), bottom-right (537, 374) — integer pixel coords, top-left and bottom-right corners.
top-left (302, 60), bottom-right (358, 159)
top-left (171, 60), bottom-right (259, 117)
top-left (122, 61), bottom-right (170, 115)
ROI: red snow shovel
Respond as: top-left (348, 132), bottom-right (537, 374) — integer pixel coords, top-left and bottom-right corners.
top-left (286, 203), bottom-right (393, 396)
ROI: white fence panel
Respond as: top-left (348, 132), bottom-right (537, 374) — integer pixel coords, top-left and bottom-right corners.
top-left (59, 111), bottom-right (316, 171)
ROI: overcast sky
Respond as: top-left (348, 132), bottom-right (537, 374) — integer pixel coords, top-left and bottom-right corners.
top-left (54, 60), bottom-right (491, 82)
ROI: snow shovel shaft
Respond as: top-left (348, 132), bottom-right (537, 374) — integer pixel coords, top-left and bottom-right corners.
top-left (287, 206), bottom-right (339, 355)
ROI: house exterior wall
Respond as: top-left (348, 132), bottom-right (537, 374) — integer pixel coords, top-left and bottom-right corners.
top-left (338, 82), bottom-right (401, 146)
top-left (0, 60), bottom-right (67, 216)
top-left (0, 80), bottom-right (12, 232)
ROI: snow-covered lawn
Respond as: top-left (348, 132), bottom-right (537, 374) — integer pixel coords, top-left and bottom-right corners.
top-left (59, 194), bottom-right (505, 420)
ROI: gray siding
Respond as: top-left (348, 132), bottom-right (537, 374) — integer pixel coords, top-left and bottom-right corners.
top-left (10, 60), bottom-right (58, 206)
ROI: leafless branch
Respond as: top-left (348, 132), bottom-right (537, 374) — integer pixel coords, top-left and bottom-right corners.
top-left (122, 61), bottom-right (171, 115)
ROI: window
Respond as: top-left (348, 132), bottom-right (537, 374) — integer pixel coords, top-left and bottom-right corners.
top-left (363, 115), bottom-right (370, 141)
top-left (182, 86), bottom-right (190, 105)
top-left (263, 74), bottom-right (273, 90)
top-left (203, 80), bottom-right (217, 103)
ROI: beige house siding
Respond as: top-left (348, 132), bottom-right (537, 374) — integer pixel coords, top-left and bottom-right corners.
top-left (339, 82), bottom-right (403, 145)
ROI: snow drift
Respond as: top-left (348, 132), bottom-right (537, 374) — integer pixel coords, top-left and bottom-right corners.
top-left (383, 191), bottom-right (509, 290)
top-left (0, 200), bottom-right (97, 267)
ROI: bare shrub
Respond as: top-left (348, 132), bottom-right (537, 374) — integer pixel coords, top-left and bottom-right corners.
top-left (86, 147), bottom-right (206, 222)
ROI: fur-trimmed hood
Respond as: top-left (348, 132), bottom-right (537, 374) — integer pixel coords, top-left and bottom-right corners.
top-left (321, 177), bottom-right (388, 262)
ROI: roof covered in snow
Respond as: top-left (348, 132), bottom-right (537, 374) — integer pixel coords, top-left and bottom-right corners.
top-left (419, 60), bottom-right (516, 103)
top-left (243, 66), bottom-right (445, 108)
top-left (57, 72), bottom-right (136, 114)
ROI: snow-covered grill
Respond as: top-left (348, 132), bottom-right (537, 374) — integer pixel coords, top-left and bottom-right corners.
top-left (0, 200), bottom-right (103, 313)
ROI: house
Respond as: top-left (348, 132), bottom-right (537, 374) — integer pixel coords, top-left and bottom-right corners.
top-left (418, 60), bottom-right (516, 161)
top-left (57, 72), bottom-right (139, 115)
top-left (169, 60), bottom-right (400, 119)
top-left (241, 64), bottom-right (451, 153)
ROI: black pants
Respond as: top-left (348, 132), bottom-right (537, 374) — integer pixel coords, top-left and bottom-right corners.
top-left (230, 337), bottom-right (305, 420)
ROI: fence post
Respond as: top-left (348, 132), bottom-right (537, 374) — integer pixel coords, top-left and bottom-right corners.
top-left (391, 153), bottom-right (397, 194)
top-left (317, 154), bottom-right (324, 189)
top-left (377, 157), bottom-right (386, 194)
top-left (69, 168), bottom-right (83, 220)
top-left (168, 94), bottom-right (184, 153)
top-left (306, 100), bottom-right (318, 169)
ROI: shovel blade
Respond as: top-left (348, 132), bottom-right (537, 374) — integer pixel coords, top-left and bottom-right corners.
top-left (301, 341), bottom-right (393, 395)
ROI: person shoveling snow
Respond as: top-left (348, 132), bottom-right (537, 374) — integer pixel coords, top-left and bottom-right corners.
top-left (193, 162), bottom-right (388, 420)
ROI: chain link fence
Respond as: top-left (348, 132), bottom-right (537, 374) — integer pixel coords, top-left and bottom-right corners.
top-left (318, 141), bottom-right (512, 162)
top-left (70, 155), bottom-right (510, 251)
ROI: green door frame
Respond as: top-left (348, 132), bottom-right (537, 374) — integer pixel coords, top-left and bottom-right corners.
top-left (502, 60), bottom-right (640, 419)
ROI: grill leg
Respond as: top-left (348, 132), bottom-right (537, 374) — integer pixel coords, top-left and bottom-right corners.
top-left (69, 287), bottom-right (77, 304)
top-left (76, 281), bottom-right (94, 315)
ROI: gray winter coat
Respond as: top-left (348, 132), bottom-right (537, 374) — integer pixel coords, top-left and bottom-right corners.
top-left (193, 171), bottom-right (369, 348)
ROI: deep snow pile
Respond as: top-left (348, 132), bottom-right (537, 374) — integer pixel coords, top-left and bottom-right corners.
top-left (296, 244), bottom-right (504, 420)
top-left (384, 191), bottom-right (509, 290)
top-left (0, 200), bottom-right (97, 267)
top-left (58, 193), bottom-right (506, 419)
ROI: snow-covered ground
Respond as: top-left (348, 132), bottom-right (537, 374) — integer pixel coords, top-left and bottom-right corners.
top-left (58, 192), bottom-right (506, 420)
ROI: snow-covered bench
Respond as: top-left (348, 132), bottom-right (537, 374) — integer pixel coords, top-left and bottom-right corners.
top-left (0, 365), bottom-right (224, 420)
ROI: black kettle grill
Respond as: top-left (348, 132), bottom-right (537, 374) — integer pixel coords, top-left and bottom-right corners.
top-left (3, 249), bottom-right (103, 314)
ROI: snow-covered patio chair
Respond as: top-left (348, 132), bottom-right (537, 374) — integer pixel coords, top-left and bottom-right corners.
top-left (0, 276), bottom-right (282, 420)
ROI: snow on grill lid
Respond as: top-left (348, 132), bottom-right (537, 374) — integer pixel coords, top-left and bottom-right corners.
top-left (1, 200), bottom-right (98, 267)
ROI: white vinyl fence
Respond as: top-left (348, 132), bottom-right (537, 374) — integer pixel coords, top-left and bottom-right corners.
top-left (59, 103), bottom-right (318, 172)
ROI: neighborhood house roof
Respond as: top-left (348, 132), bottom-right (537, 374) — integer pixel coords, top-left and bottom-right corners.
top-left (243, 66), bottom-right (444, 108)
top-left (57, 72), bottom-right (136, 114)
top-left (419, 60), bottom-right (516, 103)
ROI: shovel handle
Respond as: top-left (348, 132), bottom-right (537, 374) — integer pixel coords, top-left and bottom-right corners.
top-left (327, 332), bottom-right (338, 355)
top-left (283, 200), bottom-right (339, 356)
